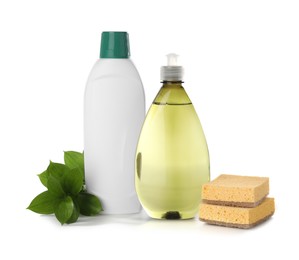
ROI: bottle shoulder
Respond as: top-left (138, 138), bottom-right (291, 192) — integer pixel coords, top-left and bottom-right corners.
top-left (88, 59), bottom-right (139, 77)
top-left (153, 84), bottom-right (192, 105)
top-left (85, 59), bottom-right (145, 104)
top-left (86, 59), bottom-right (142, 87)
top-left (85, 58), bottom-right (144, 91)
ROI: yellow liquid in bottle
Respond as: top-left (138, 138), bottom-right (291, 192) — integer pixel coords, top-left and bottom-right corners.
top-left (135, 82), bottom-right (210, 219)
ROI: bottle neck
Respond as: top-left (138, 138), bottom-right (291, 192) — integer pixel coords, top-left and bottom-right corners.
top-left (161, 81), bottom-right (184, 88)
top-left (154, 81), bottom-right (191, 105)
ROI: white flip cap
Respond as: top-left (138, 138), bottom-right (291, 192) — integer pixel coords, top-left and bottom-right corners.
top-left (160, 53), bottom-right (184, 81)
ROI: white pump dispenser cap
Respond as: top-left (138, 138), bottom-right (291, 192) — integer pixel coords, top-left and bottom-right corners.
top-left (160, 53), bottom-right (184, 81)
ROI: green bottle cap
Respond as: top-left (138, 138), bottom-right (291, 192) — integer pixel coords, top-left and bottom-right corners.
top-left (100, 32), bottom-right (130, 58)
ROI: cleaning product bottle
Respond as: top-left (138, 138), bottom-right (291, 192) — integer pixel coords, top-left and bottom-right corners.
top-left (84, 32), bottom-right (145, 214)
top-left (135, 54), bottom-right (210, 219)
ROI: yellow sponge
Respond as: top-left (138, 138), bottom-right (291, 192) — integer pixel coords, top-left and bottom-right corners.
top-left (202, 174), bottom-right (269, 207)
top-left (199, 198), bottom-right (275, 229)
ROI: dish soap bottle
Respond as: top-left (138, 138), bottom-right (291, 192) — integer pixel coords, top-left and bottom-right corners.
top-left (135, 54), bottom-right (210, 219)
top-left (84, 32), bottom-right (145, 214)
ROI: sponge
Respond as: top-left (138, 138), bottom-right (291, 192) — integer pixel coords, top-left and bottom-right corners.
top-left (199, 197), bottom-right (275, 229)
top-left (201, 174), bottom-right (269, 207)
top-left (199, 174), bottom-right (275, 229)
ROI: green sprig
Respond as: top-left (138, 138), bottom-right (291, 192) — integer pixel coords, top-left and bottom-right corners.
top-left (27, 151), bottom-right (102, 224)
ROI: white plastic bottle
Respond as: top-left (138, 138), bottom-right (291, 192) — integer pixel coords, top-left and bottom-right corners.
top-left (84, 32), bottom-right (145, 214)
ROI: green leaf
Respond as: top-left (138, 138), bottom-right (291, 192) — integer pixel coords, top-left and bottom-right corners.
top-left (28, 151), bottom-right (92, 225)
top-left (63, 168), bottom-right (83, 195)
top-left (27, 191), bottom-right (60, 214)
top-left (64, 151), bottom-right (84, 178)
top-left (47, 161), bottom-right (69, 180)
top-left (54, 196), bottom-right (74, 225)
top-left (47, 175), bottom-right (65, 197)
top-left (38, 170), bottom-right (49, 188)
top-left (77, 192), bottom-right (102, 216)
top-left (66, 198), bottom-right (80, 224)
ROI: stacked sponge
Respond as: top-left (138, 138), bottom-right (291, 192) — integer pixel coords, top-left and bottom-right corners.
top-left (199, 174), bottom-right (275, 229)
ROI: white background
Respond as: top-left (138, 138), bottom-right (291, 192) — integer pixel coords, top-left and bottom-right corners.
top-left (1, 0), bottom-right (298, 259)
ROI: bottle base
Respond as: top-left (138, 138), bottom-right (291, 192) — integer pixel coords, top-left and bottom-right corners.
top-left (144, 209), bottom-right (197, 220)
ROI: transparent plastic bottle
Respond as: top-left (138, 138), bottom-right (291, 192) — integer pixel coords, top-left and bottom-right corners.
top-left (135, 54), bottom-right (210, 219)
top-left (84, 32), bottom-right (145, 214)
